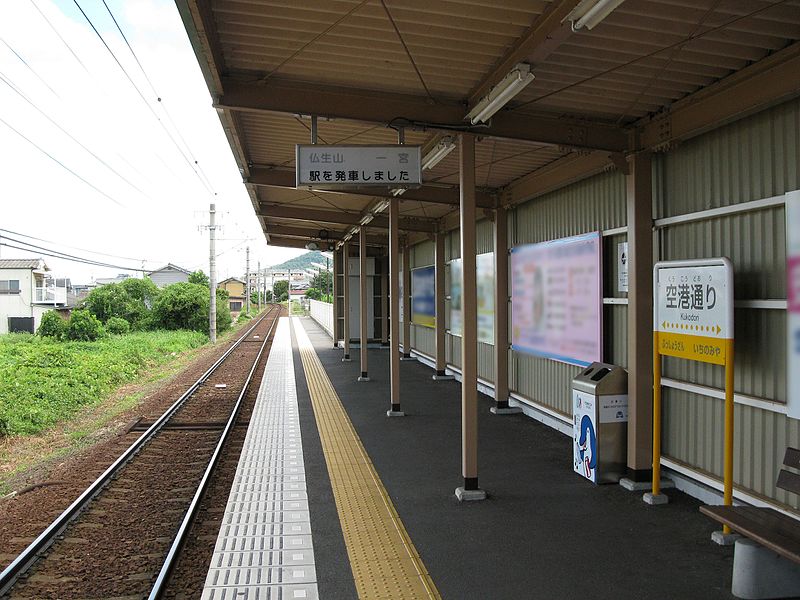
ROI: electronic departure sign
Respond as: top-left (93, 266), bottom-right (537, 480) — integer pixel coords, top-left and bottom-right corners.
top-left (296, 145), bottom-right (421, 190)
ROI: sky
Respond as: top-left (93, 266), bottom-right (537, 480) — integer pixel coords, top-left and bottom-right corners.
top-left (0, 0), bottom-right (306, 284)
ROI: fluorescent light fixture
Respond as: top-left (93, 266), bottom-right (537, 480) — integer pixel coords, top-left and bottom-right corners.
top-left (465, 63), bottom-right (535, 125)
top-left (373, 199), bottom-right (390, 212)
top-left (563, 0), bottom-right (626, 31)
top-left (359, 214), bottom-right (374, 226)
top-left (390, 188), bottom-right (406, 197)
top-left (422, 136), bottom-right (456, 170)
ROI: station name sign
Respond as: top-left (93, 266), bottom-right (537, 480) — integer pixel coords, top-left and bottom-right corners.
top-left (296, 144), bottom-right (421, 190)
top-left (654, 258), bottom-right (733, 365)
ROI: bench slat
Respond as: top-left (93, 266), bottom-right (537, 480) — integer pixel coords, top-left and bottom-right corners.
top-left (785, 448), bottom-right (800, 470)
top-left (778, 469), bottom-right (800, 495)
top-left (700, 505), bottom-right (800, 564)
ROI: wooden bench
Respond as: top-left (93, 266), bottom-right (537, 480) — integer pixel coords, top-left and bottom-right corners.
top-left (700, 447), bottom-right (800, 599)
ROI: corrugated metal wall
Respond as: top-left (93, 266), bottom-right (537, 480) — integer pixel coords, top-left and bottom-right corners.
top-left (656, 97), bottom-right (799, 507)
top-left (509, 170), bottom-right (628, 416)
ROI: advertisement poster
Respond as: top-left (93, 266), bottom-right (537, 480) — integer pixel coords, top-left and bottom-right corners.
top-left (788, 192), bottom-right (800, 419)
top-left (573, 389), bottom-right (597, 483)
top-left (449, 254), bottom-right (494, 344)
top-left (477, 253), bottom-right (495, 344)
top-left (411, 266), bottom-right (435, 328)
top-left (511, 232), bottom-right (602, 366)
top-left (450, 259), bottom-right (462, 335)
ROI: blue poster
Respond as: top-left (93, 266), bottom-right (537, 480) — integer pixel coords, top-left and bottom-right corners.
top-left (411, 266), bottom-right (435, 328)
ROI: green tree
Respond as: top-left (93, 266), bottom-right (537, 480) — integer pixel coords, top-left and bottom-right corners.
top-left (83, 278), bottom-right (159, 330)
top-left (310, 270), bottom-right (332, 295)
top-left (151, 283), bottom-right (231, 334)
top-left (273, 279), bottom-right (289, 300)
top-left (37, 310), bottom-right (67, 339)
top-left (188, 270), bottom-right (210, 286)
top-left (305, 288), bottom-right (322, 301)
top-left (264, 290), bottom-right (273, 302)
top-left (67, 309), bottom-right (105, 341)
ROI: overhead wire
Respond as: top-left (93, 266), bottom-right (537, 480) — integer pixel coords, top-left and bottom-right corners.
top-left (0, 227), bottom-right (163, 264)
top-left (0, 69), bottom-right (151, 200)
top-left (71, 0), bottom-right (217, 198)
top-left (0, 237), bottom-right (147, 272)
top-left (0, 38), bottom-right (60, 98)
top-left (0, 115), bottom-right (126, 208)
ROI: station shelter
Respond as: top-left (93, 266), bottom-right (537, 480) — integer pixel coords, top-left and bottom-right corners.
top-left (177, 0), bottom-right (800, 532)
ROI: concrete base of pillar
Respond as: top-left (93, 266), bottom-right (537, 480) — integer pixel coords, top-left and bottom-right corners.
top-left (490, 405), bottom-right (522, 415)
top-left (643, 492), bottom-right (670, 505)
top-left (357, 376), bottom-right (370, 382)
top-left (341, 357), bottom-right (352, 362)
top-left (386, 410), bottom-right (405, 418)
top-left (620, 477), bottom-right (674, 492)
top-left (432, 374), bottom-right (455, 381)
top-left (455, 486), bottom-right (487, 502)
top-left (731, 537), bottom-right (800, 599)
top-left (712, 530), bottom-right (741, 546)
top-left (400, 355), bottom-right (417, 362)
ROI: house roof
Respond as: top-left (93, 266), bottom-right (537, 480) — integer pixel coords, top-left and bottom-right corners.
top-left (148, 263), bottom-right (191, 275)
top-left (0, 258), bottom-right (49, 271)
top-left (218, 277), bottom-right (246, 285)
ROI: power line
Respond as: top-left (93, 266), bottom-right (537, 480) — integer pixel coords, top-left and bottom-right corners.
top-left (0, 115), bottom-right (126, 208)
top-left (99, 0), bottom-right (217, 195)
top-left (0, 38), bottom-right (60, 98)
top-left (29, 0), bottom-right (91, 75)
top-left (0, 69), bottom-right (151, 199)
top-left (0, 232), bottom-right (145, 269)
top-left (0, 240), bottom-right (146, 272)
top-left (0, 227), bottom-right (162, 264)
top-left (72, 0), bottom-right (217, 198)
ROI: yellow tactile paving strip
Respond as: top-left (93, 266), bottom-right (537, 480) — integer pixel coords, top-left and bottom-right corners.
top-left (292, 317), bottom-right (441, 600)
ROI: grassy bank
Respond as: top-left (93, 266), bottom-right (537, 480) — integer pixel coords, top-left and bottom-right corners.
top-left (0, 331), bottom-right (207, 436)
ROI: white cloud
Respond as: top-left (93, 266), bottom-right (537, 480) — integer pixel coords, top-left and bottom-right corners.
top-left (0, 0), bottom-right (303, 284)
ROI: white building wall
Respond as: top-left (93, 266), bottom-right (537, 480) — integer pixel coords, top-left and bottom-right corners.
top-left (0, 268), bottom-right (35, 334)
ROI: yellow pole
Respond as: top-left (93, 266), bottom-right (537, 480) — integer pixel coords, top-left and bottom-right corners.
top-left (652, 333), bottom-right (662, 496)
top-left (722, 339), bottom-right (735, 534)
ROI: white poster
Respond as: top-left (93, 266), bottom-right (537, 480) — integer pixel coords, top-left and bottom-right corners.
top-left (618, 242), bottom-right (629, 293)
top-left (448, 254), bottom-right (494, 344)
top-left (573, 389), bottom-right (597, 484)
top-left (787, 191), bottom-right (800, 419)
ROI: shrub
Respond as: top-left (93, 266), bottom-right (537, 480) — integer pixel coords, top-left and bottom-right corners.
top-left (37, 310), bottom-right (67, 339)
top-left (106, 316), bottom-right (131, 335)
top-left (67, 309), bottom-right (105, 341)
top-left (83, 278), bottom-right (159, 330)
top-left (305, 288), bottom-right (321, 301)
top-left (151, 283), bottom-right (232, 334)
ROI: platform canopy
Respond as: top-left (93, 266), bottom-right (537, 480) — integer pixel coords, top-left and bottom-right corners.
top-left (177, 0), bottom-right (800, 248)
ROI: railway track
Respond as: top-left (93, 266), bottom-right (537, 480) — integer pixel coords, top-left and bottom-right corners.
top-left (0, 305), bottom-right (284, 599)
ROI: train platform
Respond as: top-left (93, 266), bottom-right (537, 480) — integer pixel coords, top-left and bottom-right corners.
top-left (205, 316), bottom-right (736, 600)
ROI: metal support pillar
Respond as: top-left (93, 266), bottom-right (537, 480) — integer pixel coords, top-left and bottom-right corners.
top-left (358, 227), bottom-right (369, 381)
top-left (342, 242), bottom-right (351, 362)
top-left (381, 254), bottom-right (389, 346)
top-left (455, 133), bottom-right (485, 501)
top-left (401, 243), bottom-right (414, 360)
top-left (332, 248), bottom-right (340, 348)
top-left (433, 232), bottom-right (452, 380)
top-left (626, 152), bottom-right (654, 481)
top-left (490, 205), bottom-right (519, 415)
top-left (388, 198), bottom-right (404, 416)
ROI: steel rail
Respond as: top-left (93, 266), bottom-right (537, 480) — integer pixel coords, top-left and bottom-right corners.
top-left (0, 307), bottom-right (279, 596)
top-left (149, 307), bottom-right (281, 598)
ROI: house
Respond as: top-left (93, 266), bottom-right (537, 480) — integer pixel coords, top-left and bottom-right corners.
top-left (95, 273), bottom-right (131, 286)
top-left (147, 264), bottom-right (191, 288)
top-left (0, 258), bottom-right (70, 334)
top-left (218, 277), bottom-right (246, 313)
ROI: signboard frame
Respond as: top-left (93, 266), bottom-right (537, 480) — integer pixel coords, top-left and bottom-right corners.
top-left (296, 144), bottom-right (422, 190)
top-left (411, 265), bottom-right (435, 328)
top-left (649, 257), bottom-right (735, 525)
top-left (787, 191), bottom-right (800, 420)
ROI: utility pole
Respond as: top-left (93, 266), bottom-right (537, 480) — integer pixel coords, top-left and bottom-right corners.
top-left (208, 203), bottom-right (217, 343)
top-left (257, 260), bottom-right (262, 313)
top-left (245, 245), bottom-right (250, 316)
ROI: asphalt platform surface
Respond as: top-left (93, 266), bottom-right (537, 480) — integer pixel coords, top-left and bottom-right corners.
top-left (291, 317), bottom-right (735, 600)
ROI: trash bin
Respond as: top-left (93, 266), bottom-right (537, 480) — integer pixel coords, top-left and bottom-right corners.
top-left (572, 362), bottom-right (628, 484)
